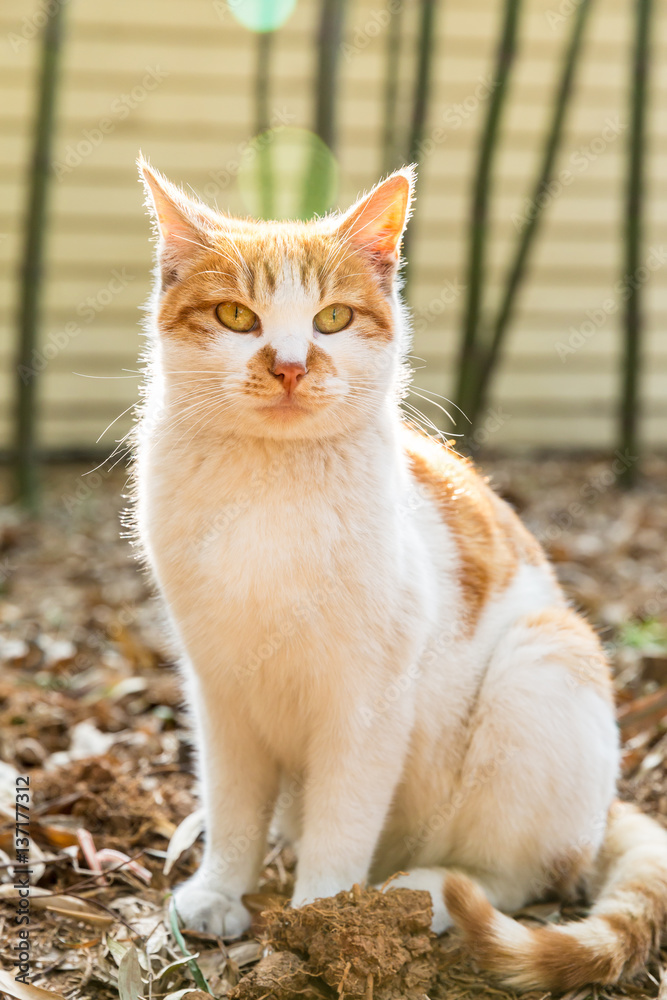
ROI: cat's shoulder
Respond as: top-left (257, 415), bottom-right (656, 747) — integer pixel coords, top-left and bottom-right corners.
top-left (402, 423), bottom-right (547, 627)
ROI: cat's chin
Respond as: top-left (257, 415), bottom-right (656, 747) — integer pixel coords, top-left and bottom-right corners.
top-left (240, 398), bottom-right (353, 441)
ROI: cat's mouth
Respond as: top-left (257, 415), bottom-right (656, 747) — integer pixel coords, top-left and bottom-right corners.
top-left (260, 395), bottom-right (311, 415)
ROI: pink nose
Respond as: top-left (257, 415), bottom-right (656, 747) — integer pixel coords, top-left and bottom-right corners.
top-left (272, 361), bottom-right (307, 394)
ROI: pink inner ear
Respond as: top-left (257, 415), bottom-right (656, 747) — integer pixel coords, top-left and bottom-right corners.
top-left (346, 175), bottom-right (411, 257)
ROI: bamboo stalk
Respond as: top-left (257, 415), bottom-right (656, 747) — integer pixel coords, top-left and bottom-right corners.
top-left (402, 0), bottom-right (438, 289)
top-left (301, 0), bottom-right (347, 219)
top-left (454, 0), bottom-right (522, 425)
top-left (620, 0), bottom-right (652, 487)
top-left (380, 2), bottom-right (404, 176)
top-left (255, 29), bottom-right (275, 219)
top-left (466, 0), bottom-right (593, 428)
top-left (407, 0), bottom-right (437, 166)
top-left (255, 30), bottom-right (272, 135)
top-left (14, 3), bottom-right (65, 510)
top-left (314, 0), bottom-right (347, 149)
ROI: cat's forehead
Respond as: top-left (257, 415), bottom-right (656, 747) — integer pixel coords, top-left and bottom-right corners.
top-left (207, 223), bottom-right (359, 304)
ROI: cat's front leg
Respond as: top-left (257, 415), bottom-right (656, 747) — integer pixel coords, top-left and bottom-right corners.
top-left (174, 671), bottom-right (278, 937)
top-left (292, 694), bottom-right (413, 906)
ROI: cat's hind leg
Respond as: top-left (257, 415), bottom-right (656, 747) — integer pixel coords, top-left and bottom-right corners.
top-left (382, 606), bottom-right (619, 935)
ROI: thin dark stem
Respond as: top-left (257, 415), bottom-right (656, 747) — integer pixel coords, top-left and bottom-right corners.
top-left (301, 0), bottom-right (347, 219)
top-left (14, 3), bottom-right (65, 510)
top-left (255, 30), bottom-right (274, 219)
top-left (407, 0), bottom-right (437, 166)
top-left (255, 31), bottom-right (272, 135)
top-left (402, 0), bottom-right (438, 290)
top-left (620, 0), bottom-right (651, 487)
top-left (454, 0), bottom-right (522, 424)
top-left (380, 2), bottom-right (404, 176)
top-left (314, 0), bottom-right (347, 149)
top-left (467, 0), bottom-right (593, 428)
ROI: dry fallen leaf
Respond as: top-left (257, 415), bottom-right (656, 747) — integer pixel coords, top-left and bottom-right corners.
top-left (118, 945), bottom-right (145, 1000)
top-left (0, 968), bottom-right (66, 1000)
top-left (164, 808), bottom-right (204, 875)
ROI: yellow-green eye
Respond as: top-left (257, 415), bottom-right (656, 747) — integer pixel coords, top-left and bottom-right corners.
top-left (216, 301), bottom-right (258, 332)
top-left (314, 303), bottom-right (353, 334)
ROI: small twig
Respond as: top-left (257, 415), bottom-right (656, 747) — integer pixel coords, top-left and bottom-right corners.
top-left (337, 960), bottom-right (351, 997)
top-left (46, 850), bottom-right (148, 896)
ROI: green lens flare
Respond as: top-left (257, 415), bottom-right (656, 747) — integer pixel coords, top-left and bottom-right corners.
top-left (227, 0), bottom-right (297, 32)
top-left (237, 127), bottom-right (339, 221)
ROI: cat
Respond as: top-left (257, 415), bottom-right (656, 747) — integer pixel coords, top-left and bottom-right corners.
top-left (134, 155), bottom-right (667, 991)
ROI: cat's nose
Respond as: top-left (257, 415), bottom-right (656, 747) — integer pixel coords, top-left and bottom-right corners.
top-left (271, 361), bottom-right (308, 394)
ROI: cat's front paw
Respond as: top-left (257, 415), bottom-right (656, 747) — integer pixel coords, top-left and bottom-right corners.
top-left (173, 878), bottom-right (251, 938)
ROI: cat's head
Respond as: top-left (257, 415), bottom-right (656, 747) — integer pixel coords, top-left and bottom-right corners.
top-left (139, 156), bottom-right (414, 441)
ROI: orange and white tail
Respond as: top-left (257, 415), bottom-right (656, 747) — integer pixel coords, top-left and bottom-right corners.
top-left (444, 802), bottom-right (667, 992)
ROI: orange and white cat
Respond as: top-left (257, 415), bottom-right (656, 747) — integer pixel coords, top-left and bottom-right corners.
top-left (135, 157), bottom-right (667, 991)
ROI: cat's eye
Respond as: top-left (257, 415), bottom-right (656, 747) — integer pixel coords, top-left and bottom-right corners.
top-left (314, 303), bottom-right (353, 334)
top-left (216, 301), bottom-right (258, 333)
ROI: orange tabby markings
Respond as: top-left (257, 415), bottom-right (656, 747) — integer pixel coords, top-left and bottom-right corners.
top-left (521, 606), bottom-right (614, 704)
top-left (243, 343), bottom-right (337, 404)
top-left (404, 426), bottom-right (545, 632)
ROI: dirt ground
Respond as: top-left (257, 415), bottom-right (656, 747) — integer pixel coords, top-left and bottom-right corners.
top-left (0, 452), bottom-right (666, 1000)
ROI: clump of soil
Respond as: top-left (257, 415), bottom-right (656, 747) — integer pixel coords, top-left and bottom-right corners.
top-left (230, 951), bottom-right (332, 999)
top-left (231, 885), bottom-right (435, 1000)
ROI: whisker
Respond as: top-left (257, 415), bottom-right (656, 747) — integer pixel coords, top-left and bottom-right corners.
top-left (95, 400), bottom-right (140, 444)
top-left (73, 372), bottom-right (141, 379)
top-left (407, 388), bottom-right (456, 426)
top-left (410, 383), bottom-right (471, 424)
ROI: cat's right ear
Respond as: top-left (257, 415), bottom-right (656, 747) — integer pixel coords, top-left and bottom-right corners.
top-left (138, 155), bottom-right (213, 288)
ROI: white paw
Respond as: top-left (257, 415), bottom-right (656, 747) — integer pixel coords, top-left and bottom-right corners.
top-left (173, 879), bottom-right (251, 938)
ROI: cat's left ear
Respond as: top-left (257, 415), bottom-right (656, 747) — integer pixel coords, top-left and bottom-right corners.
top-left (337, 166), bottom-right (415, 277)
top-left (138, 155), bottom-right (215, 288)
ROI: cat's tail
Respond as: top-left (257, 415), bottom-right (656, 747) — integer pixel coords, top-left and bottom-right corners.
top-left (444, 801), bottom-right (667, 992)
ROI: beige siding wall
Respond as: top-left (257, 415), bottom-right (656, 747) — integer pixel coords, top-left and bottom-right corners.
top-left (1, 0), bottom-right (666, 452)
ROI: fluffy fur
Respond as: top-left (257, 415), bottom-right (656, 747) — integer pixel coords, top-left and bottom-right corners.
top-left (134, 155), bottom-right (667, 991)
